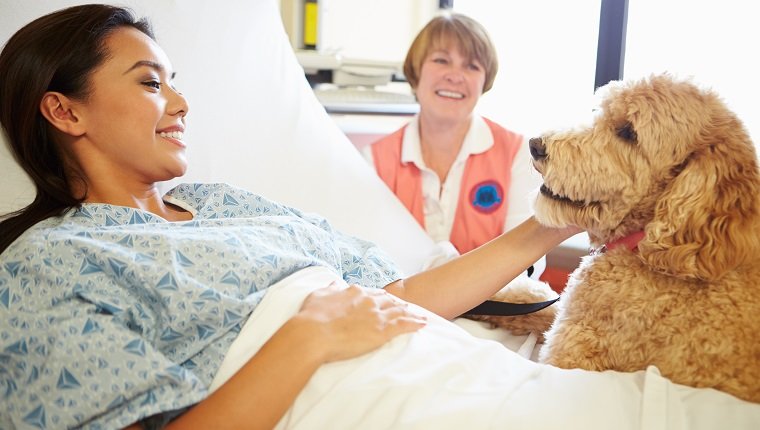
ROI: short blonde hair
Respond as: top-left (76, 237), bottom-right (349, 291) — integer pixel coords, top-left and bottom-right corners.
top-left (403, 13), bottom-right (498, 93)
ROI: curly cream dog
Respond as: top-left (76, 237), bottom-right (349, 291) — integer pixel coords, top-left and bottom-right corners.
top-left (531, 74), bottom-right (760, 403)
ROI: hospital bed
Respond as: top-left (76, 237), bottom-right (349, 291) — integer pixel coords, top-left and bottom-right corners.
top-left (1, 1), bottom-right (758, 429)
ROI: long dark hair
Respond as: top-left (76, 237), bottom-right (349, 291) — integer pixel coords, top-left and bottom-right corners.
top-left (0, 5), bottom-right (154, 254)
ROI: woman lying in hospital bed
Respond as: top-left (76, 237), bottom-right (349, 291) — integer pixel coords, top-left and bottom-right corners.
top-left (1, 2), bottom-right (758, 430)
top-left (0, 6), bottom-right (574, 428)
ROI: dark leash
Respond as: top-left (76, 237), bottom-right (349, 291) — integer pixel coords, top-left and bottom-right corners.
top-left (464, 296), bottom-right (560, 317)
top-left (463, 264), bottom-right (561, 317)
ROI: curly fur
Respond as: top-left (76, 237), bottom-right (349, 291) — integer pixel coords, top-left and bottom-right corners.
top-left (532, 74), bottom-right (760, 403)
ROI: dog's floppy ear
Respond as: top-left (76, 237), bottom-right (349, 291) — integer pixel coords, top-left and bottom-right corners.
top-left (638, 116), bottom-right (760, 282)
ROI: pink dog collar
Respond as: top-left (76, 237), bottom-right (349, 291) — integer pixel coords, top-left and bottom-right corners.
top-left (590, 231), bottom-right (645, 255)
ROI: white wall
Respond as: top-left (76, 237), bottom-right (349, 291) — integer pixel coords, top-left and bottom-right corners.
top-left (624, 0), bottom-right (759, 146)
top-left (453, 0), bottom-right (602, 138)
top-left (280, 0), bottom-right (438, 62)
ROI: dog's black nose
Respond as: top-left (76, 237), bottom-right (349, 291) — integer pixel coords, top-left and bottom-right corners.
top-left (529, 137), bottom-right (547, 161)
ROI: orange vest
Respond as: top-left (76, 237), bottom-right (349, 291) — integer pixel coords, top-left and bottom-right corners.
top-left (372, 118), bottom-right (522, 254)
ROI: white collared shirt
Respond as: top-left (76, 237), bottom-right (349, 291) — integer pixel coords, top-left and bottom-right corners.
top-left (362, 115), bottom-right (544, 276)
top-left (364, 115), bottom-right (541, 239)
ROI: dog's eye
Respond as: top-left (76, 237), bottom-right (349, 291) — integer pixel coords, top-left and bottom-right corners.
top-left (616, 122), bottom-right (637, 142)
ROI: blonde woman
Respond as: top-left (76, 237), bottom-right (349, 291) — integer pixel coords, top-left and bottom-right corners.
top-left (365, 14), bottom-right (544, 276)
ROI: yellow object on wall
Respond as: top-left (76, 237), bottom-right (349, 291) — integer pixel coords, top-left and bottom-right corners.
top-left (303, 0), bottom-right (318, 49)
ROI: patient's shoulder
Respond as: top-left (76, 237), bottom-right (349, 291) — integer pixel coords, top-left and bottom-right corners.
top-left (166, 182), bottom-right (260, 207)
top-left (165, 182), bottom-right (312, 220)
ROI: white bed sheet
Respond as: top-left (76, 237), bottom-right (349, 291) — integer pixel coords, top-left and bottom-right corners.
top-left (211, 266), bottom-right (760, 430)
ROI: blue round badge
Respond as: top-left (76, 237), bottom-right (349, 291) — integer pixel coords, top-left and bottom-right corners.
top-left (469, 181), bottom-right (504, 214)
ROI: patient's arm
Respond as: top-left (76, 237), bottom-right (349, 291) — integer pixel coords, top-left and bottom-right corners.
top-left (385, 217), bottom-right (579, 320)
top-left (124, 285), bottom-right (425, 430)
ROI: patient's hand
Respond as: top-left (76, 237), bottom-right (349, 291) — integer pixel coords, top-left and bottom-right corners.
top-left (294, 283), bottom-right (427, 363)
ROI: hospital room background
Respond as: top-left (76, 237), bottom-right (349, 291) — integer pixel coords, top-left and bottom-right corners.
top-left (1, 0), bottom-right (760, 428)
top-left (279, 0), bottom-right (760, 290)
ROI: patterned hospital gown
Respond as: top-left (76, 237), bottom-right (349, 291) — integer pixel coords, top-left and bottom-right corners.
top-left (0, 183), bottom-right (400, 429)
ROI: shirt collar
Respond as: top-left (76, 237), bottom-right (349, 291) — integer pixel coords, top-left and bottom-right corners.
top-left (400, 115), bottom-right (494, 168)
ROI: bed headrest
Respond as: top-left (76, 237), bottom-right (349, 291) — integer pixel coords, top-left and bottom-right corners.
top-left (0, 0), bottom-right (437, 275)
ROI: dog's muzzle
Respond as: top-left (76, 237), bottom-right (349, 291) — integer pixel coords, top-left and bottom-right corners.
top-left (529, 137), bottom-right (547, 161)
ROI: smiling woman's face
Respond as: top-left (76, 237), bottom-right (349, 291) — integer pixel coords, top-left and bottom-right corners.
top-left (71, 26), bottom-right (190, 189)
top-left (414, 40), bottom-right (486, 125)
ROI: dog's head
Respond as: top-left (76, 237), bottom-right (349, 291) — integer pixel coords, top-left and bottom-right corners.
top-left (532, 73), bottom-right (760, 281)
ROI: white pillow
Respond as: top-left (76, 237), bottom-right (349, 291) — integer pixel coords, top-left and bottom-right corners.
top-left (0, 134), bottom-right (32, 214)
top-left (0, 0), bottom-right (437, 275)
